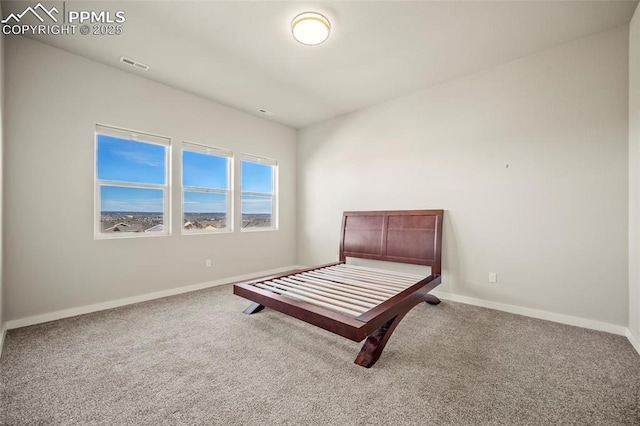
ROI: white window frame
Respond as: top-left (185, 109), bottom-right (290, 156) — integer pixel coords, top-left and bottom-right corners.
top-left (94, 124), bottom-right (171, 239)
top-left (181, 142), bottom-right (233, 234)
top-left (240, 154), bottom-right (278, 232)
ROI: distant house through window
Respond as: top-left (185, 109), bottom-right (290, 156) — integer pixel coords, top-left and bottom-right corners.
top-left (182, 142), bottom-right (233, 233)
top-left (241, 155), bottom-right (277, 230)
top-left (95, 124), bottom-right (170, 238)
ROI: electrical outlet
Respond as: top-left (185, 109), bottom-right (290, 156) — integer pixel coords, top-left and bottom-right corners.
top-left (489, 272), bottom-right (497, 283)
top-left (205, 259), bottom-right (212, 268)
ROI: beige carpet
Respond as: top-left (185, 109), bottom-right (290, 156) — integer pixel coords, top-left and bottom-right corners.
top-left (1, 284), bottom-right (639, 425)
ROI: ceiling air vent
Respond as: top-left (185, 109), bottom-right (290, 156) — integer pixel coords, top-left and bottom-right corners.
top-left (120, 56), bottom-right (149, 71)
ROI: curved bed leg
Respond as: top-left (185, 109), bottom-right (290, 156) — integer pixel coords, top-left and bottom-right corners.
top-left (243, 302), bottom-right (265, 315)
top-left (425, 294), bottom-right (441, 305)
top-left (354, 311), bottom-right (409, 368)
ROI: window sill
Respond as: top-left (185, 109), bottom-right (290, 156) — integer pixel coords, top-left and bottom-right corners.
top-left (240, 227), bottom-right (277, 233)
top-left (182, 229), bottom-right (233, 235)
top-left (94, 232), bottom-right (170, 240)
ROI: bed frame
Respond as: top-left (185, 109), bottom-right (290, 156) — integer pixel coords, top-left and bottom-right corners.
top-left (233, 209), bottom-right (444, 368)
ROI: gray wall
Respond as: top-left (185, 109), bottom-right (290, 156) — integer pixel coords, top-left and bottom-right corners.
top-left (297, 26), bottom-right (630, 327)
top-left (0, 2), bottom-right (4, 334)
top-left (629, 4), bottom-right (640, 340)
top-left (4, 36), bottom-right (297, 322)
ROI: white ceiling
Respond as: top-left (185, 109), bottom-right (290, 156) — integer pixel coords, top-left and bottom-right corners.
top-left (3, 0), bottom-right (639, 128)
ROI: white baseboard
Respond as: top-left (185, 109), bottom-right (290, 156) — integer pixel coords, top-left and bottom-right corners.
top-left (431, 290), bottom-right (628, 336)
top-left (6, 265), bottom-right (303, 330)
top-left (626, 328), bottom-right (640, 356)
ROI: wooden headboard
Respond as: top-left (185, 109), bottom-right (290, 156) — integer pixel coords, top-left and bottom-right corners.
top-left (339, 210), bottom-right (444, 275)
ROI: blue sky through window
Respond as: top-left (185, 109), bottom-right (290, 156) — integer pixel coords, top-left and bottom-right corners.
top-left (183, 191), bottom-right (227, 214)
top-left (241, 160), bottom-right (274, 215)
top-left (183, 150), bottom-right (228, 189)
top-left (98, 133), bottom-right (274, 215)
top-left (182, 150), bottom-right (229, 214)
top-left (97, 135), bottom-right (165, 184)
top-left (97, 134), bottom-right (167, 213)
top-left (100, 186), bottom-right (164, 213)
top-left (241, 194), bottom-right (272, 215)
top-left (241, 161), bottom-right (273, 193)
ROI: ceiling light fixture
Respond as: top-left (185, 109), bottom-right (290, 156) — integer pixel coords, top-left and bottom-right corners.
top-left (291, 12), bottom-right (330, 45)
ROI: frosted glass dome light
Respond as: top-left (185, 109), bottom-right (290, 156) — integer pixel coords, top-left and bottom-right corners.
top-left (291, 12), bottom-right (330, 45)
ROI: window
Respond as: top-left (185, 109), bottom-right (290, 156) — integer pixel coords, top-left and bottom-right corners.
top-left (182, 142), bottom-right (232, 233)
top-left (241, 155), bottom-right (277, 230)
top-left (95, 125), bottom-right (170, 238)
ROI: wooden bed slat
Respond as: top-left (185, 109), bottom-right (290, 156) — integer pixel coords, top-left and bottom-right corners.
top-left (278, 277), bottom-right (379, 306)
top-left (306, 270), bottom-right (408, 292)
top-left (282, 275), bottom-right (388, 302)
top-left (257, 267), bottom-right (416, 316)
top-left (271, 278), bottom-right (374, 310)
top-left (318, 268), bottom-right (415, 288)
top-left (335, 264), bottom-right (427, 280)
top-left (315, 270), bottom-right (411, 291)
top-left (255, 282), bottom-right (366, 317)
top-left (326, 273), bottom-right (414, 288)
top-left (323, 266), bottom-right (418, 286)
top-left (301, 272), bottom-right (400, 296)
top-left (333, 265), bottom-right (419, 282)
top-left (293, 273), bottom-right (392, 300)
